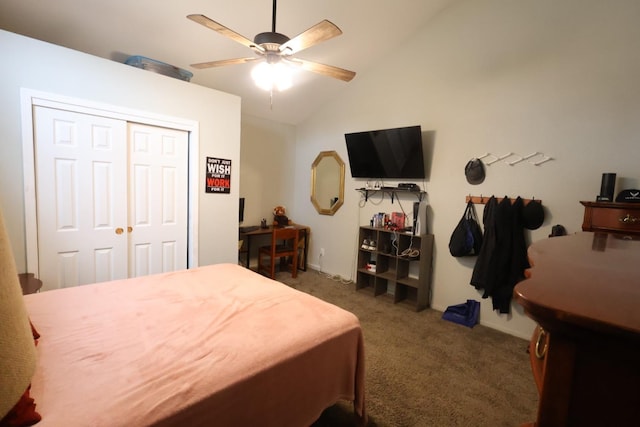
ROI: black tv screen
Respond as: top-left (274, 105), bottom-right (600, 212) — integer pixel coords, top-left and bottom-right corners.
top-left (345, 125), bottom-right (425, 179)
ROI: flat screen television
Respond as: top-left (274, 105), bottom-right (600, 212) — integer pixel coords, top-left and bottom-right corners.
top-left (345, 125), bottom-right (425, 179)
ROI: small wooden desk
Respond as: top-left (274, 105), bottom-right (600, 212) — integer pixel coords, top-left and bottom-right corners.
top-left (239, 224), bottom-right (310, 272)
top-left (514, 232), bottom-right (640, 427)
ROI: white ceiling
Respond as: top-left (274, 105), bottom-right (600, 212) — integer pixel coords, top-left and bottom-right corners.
top-left (0, 0), bottom-right (457, 125)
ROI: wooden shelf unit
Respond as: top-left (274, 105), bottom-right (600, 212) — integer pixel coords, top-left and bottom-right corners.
top-left (355, 226), bottom-right (433, 311)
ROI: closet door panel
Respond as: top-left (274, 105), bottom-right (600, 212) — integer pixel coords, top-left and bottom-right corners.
top-left (34, 106), bottom-right (128, 289)
top-left (128, 123), bottom-right (188, 277)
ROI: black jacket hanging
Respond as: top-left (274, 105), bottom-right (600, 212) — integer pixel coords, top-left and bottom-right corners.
top-left (470, 196), bottom-right (530, 314)
top-left (491, 197), bottom-right (530, 313)
top-left (470, 196), bottom-right (497, 293)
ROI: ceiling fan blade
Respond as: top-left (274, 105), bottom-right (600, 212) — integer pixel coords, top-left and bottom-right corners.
top-left (191, 57), bottom-right (261, 69)
top-left (286, 58), bottom-right (356, 82)
top-left (279, 20), bottom-right (342, 55)
top-left (187, 14), bottom-right (264, 53)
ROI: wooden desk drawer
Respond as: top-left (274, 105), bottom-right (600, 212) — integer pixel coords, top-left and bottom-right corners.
top-left (581, 201), bottom-right (640, 235)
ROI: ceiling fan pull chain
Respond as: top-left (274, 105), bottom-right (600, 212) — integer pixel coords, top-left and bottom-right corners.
top-left (272, 0), bottom-right (277, 32)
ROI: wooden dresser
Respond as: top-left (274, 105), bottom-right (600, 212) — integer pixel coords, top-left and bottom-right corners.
top-left (514, 232), bottom-right (640, 427)
top-left (581, 201), bottom-right (640, 237)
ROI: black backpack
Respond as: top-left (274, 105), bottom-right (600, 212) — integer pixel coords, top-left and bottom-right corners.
top-left (449, 202), bottom-right (483, 257)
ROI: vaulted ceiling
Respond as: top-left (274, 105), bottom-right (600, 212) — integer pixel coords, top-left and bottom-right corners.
top-left (0, 0), bottom-right (457, 124)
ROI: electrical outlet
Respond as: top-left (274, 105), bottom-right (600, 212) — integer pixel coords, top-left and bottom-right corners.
top-left (320, 248), bottom-right (325, 257)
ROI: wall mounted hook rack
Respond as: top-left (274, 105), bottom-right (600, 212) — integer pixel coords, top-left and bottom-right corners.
top-left (466, 195), bottom-right (541, 206)
top-left (475, 152), bottom-right (553, 167)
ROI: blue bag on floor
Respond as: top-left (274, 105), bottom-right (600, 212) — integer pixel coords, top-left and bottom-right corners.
top-left (442, 299), bottom-right (480, 328)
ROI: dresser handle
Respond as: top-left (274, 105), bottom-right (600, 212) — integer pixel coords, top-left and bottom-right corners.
top-left (619, 214), bottom-right (639, 224)
top-left (535, 327), bottom-right (548, 359)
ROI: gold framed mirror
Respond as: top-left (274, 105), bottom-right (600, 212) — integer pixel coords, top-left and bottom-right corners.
top-left (311, 151), bottom-right (345, 215)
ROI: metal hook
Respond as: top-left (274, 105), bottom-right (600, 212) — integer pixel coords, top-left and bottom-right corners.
top-left (484, 155), bottom-right (500, 165)
top-left (508, 152), bottom-right (539, 165)
top-left (526, 153), bottom-right (546, 165)
top-left (531, 156), bottom-right (553, 166)
top-left (507, 155), bottom-right (523, 166)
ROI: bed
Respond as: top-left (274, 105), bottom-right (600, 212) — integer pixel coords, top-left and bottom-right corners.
top-left (21, 263), bottom-right (366, 427)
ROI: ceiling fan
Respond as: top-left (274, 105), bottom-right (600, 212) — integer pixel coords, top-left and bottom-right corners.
top-left (187, 0), bottom-right (356, 86)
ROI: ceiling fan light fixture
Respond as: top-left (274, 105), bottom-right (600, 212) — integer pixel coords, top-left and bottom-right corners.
top-left (254, 32), bottom-right (290, 49)
top-left (251, 61), bottom-right (293, 91)
top-left (188, 1), bottom-right (356, 85)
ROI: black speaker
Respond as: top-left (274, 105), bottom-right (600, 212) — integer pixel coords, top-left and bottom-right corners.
top-left (598, 173), bottom-right (616, 202)
top-left (412, 202), bottom-right (419, 235)
top-left (239, 197), bottom-right (245, 222)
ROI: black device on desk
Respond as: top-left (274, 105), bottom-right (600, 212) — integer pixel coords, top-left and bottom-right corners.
top-left (239, 225), bottom-right (259, 233)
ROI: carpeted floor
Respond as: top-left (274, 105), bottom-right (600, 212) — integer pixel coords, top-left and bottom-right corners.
top-left (275, 269), bottom-right (538, 427)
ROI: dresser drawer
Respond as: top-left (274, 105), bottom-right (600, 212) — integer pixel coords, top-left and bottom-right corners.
top-left (581, 201), bottom-right (640, 235)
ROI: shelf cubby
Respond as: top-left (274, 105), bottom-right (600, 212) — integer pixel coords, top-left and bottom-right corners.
top-left (355, 226), bottom-right (433, 311)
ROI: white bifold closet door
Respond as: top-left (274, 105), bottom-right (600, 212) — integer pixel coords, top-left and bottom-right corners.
top-left (33, 106), bottom-right (188, 289)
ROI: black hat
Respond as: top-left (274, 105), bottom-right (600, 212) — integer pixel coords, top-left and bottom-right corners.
top-left (615, 189), bottom-right (640, 203)
top-left (523, 200), bottom-right (544, 230)
top-left (465, 158), bottom-right (485, 185)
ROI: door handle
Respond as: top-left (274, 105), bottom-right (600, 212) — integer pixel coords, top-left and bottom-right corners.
top-left (115, 227), bottom-right (124, 235)
top-left (535, 327), bottom-right (548, 359)
top-left (128, 226), bottom-right (133, 233)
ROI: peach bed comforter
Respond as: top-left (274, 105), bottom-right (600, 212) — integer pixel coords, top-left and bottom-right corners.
top-left (24, 263), bottom-right (365, 427)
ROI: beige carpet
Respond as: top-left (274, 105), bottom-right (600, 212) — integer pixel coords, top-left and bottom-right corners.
top-left (275, 269), bottom-right (538, 427)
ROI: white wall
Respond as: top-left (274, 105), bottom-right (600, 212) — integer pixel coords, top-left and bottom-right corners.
top-left (289, 0), bottom-right (640, 339)
top-left (239, 114), bottom-right (296, 225)
top-left (0, 30), bottom-right (241, 272)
